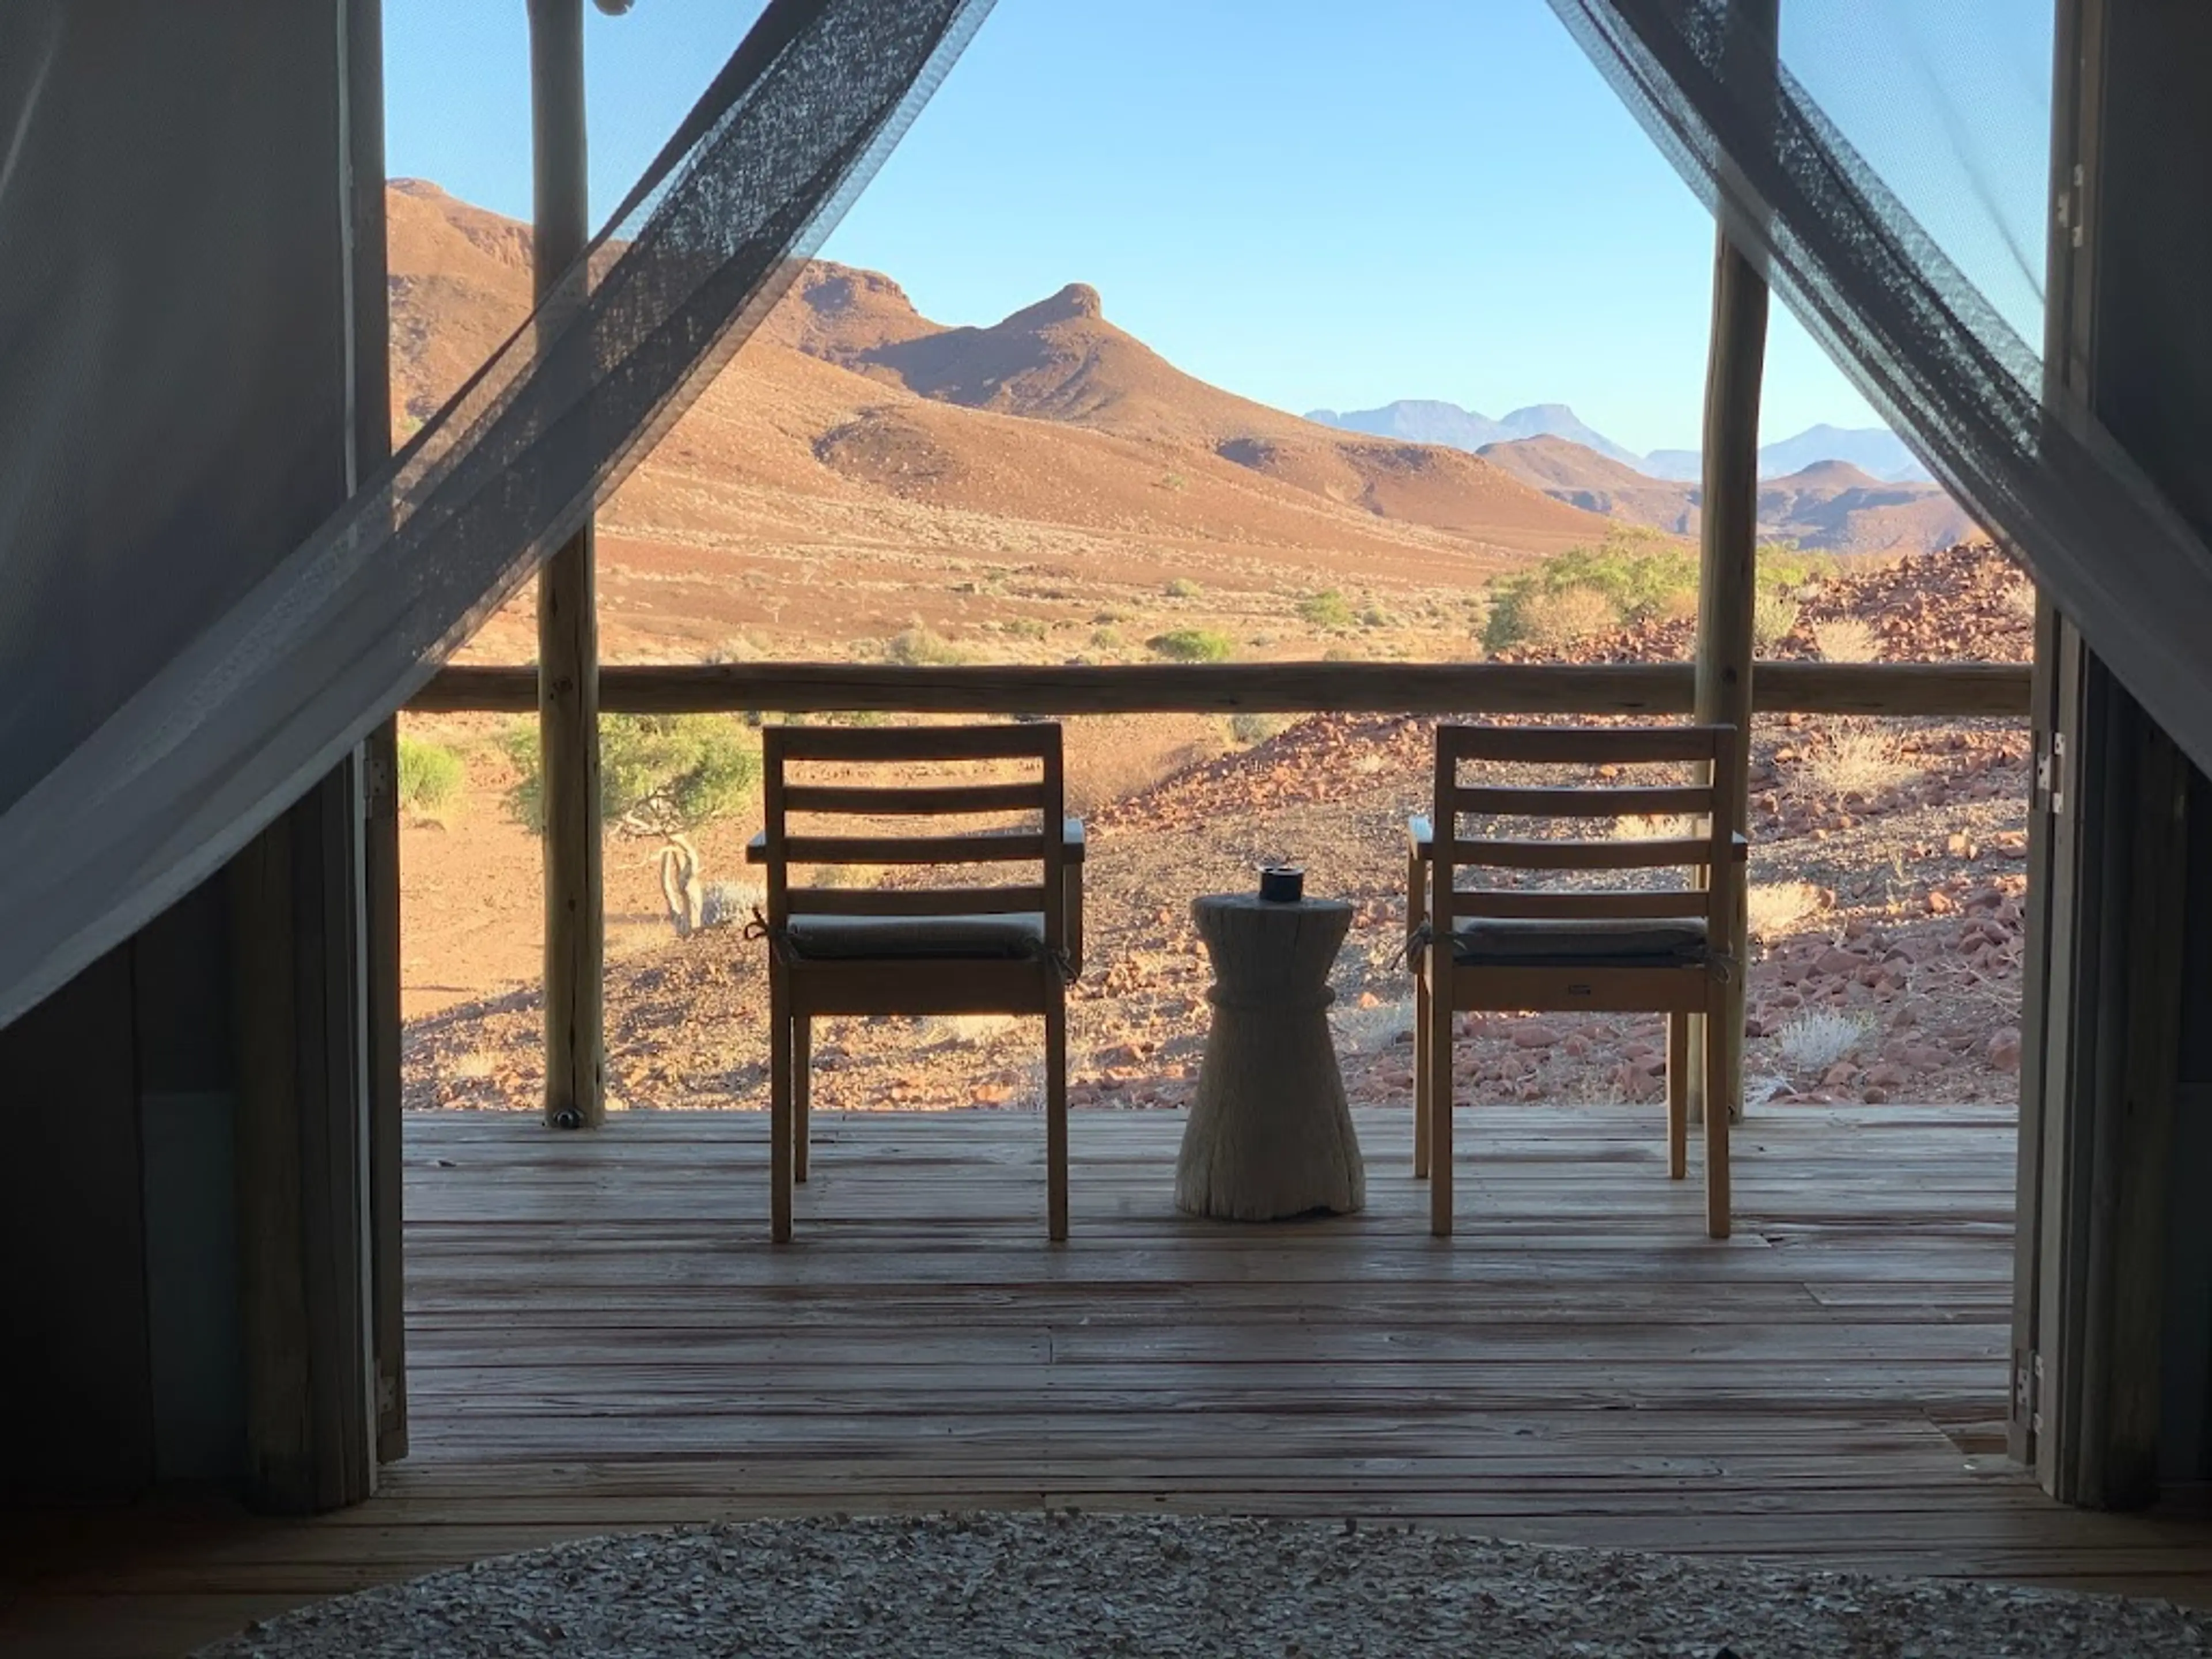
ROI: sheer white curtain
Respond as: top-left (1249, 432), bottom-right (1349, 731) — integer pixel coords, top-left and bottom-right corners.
top-left (0, 0), bottom-right (994, 1028)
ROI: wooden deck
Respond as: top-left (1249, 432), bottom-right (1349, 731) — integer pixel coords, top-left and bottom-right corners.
top-left (11, 1101), bottom-right (2212, 1657)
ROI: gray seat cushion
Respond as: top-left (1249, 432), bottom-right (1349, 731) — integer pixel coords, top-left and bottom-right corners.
top-left (1449, 916), bottom-right (1708, 967)
top-left (786, 912), bottom-right (1047, 962)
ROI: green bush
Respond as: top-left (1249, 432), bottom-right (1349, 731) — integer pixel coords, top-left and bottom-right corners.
top-left (1482, 530), bottom-right (1830, 653)
top-left (396, 736), bottom-right (464, 819)
top-left (1751, 591), bottom-right (1801, 653)
top-left (1147, 628), bottom-right (1234, 662)
top-left (1514, 585), bottom-right (1620, 650)
top-left (505, 714), bottom-right (760, 839)
top-left (1483, 531), bottom-right (1697, 652)
top-left (1298, 589), bottom-right (1356, 630)
top-left (1229, 712), bottom-right (1290, 745)
top-left (1163, 577), bottom-right (1202, 599)
top-left (884, 624), bottom-right (969, 665)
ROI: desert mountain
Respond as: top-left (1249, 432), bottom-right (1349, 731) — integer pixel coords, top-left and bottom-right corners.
top-left (384, 182), bottom-right (1618, 662)
top-left (1479, 435), bottom-right (1972, 556)
top-left (1308, 399), bottom-right (1646, 468)
top-left (767, 272), bottom-right (1611, 550)
top-left (1316, 396), bottom-right (1935, 486)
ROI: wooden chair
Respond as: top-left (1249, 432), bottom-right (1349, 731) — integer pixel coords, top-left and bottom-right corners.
top-left (748, 724), bottom-right (1083, 1243)
top-left (1407, 723), bottom-right (1743, 1240)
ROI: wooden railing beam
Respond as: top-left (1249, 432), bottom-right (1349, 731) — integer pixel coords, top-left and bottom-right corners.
top-left (409, 660), bottom-right (2031, 719)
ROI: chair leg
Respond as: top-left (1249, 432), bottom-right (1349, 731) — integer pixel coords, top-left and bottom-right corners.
top-left (1045, 981), bottom-right (1069, 1243)
top-left (769, 975), bottom-right (793, 1244)
top-left (1665, 1011), bottom-right (1690, 1181)
top-left (1427, 948), bottom-right (1455, 1238)
top-left (1412, 967), bottom-right (1432, 1179)
top-left (793, 1014), bottom-right (811, 1184)
top-left (1703, 1001), bottom-right (1732, 1240)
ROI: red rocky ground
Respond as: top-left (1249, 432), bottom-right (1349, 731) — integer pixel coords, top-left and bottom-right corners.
top-left (405, 543), bottom-right (2036, 1119)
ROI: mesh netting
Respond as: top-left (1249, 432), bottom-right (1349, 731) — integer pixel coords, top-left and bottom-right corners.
top-left (1550, 0), bottom-right (2212, 778)
top-left (5, 0), bottom-right (2212, 1030)
top-left (0, 0), bottom-right (993, 1028)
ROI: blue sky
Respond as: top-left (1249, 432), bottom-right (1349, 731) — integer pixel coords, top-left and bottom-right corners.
top-left (385, 0), bottom-right (2048, 458)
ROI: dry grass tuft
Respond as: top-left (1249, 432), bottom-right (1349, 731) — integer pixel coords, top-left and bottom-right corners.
top-left (1811, 616), bottom-right (1879, 662)
top-left (1794, 725), bottom-right (1919, 801)
top-left (1746, 880), bottom-right (1823, 940)
top-left (1516, 585), bottom-right (1618, 650)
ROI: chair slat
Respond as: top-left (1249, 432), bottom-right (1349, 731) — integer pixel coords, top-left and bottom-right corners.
top-left (783, 782), bottom-right (1046, 816)
top-left (1453, 784), bottom-right (1712, 818)
top-left (770, 725), bottom-right (1055, 763)
top-left (1441, 724), bottom-right (1720, 764)
top-left (784, 832), bottom-right (1045, 866)
top-left (1453, 888), bottom-right (1710, 919)
top-left (1450, 835), bottom-right (1714, 870)
top-left (783, 885), bottom-right (1050, 916)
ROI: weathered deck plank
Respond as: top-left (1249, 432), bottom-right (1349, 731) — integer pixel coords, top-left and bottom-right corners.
top-left (9, 1103), bottom-right (2212, 1658)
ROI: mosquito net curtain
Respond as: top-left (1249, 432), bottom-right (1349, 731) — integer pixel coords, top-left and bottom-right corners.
top-left (2, 0), bottom-right (2210, 1031)
top-left (0, 0), bottom-right (993, 1029)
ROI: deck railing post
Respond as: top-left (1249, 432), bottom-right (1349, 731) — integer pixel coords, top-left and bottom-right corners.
top-left (1690, 0), bottom-right (1778, 1129)
top-left (529, 0), bottom-right (605, 1129)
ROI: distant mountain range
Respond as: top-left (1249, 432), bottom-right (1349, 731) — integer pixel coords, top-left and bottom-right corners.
top-left (388, 178), bottom-right (1972, 622)
top-left (1306, 400), bottom-right (1933, 485)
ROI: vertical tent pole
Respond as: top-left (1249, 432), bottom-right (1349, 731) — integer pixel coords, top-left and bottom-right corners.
top-left (529, 0), bottom-right (605, 1128)
top-left (1690, 0), bottom-right (1777, 1128)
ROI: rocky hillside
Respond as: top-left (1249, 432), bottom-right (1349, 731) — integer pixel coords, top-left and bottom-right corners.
top-left (404, 543), bottom-right (2037, 1118)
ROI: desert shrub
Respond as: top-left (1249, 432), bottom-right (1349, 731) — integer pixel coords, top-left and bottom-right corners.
top-left (1999, 574), bottom-right (2039, 622)
top-left (1090, 627), bottom-right (1124, 651)
top-left (1776, 1010), bottom-right (1871, 1073)
top-left (999, 616), bottom-right (1049, 641)
top-left (1513, 584), bottom-right (1620, 650)
top-left (1298, 589), bottom-right (1356, 630)
top-left (1484, 532), bottom-right (1838, 653)
top-left (1751, 590), bottom-right (1800, 653)
top-left (1229, 711), bottom-right (1291, 745)
top-left (1321, 645), bottom-right (1361, 662)
top-left (1163, 576), bottom-right (1202, 599)
top-left (1746, 880), bottom-right (1823, 940)
top-left (1483, 532), bottom-right (1696, 651)
top-left (1811, 616), bottom-right (1879, 662)
top-left (1359, 604), bottom-right (1394, 628)
top-left (884, 623), bottom-right (969, 665)
top-left (1147, 628), bottom-right (1234, 662)
top-left (504, 714), bottom-right (759, 839)
top-left (1793, 725), bottom-right (1918, 801)
top-left (396, 736), bottom-right (464, 819)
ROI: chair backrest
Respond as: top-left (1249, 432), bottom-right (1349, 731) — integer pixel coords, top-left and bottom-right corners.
top-left (1430, 722), bottom-right (1740, 932)
top-left (761, 723), bottom-right (1067, 953)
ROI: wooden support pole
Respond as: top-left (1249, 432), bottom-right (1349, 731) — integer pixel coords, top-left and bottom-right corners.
top-left (529, 0), bottom-right (605, 1129)
top-left (1690, 0), bottom-right (1777, 1131)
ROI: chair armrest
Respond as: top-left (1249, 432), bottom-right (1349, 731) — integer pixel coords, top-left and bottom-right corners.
top-left (745, 831), bottom-right (767, 866)
top-left (1407, 815), bottom-right (1433, 857)
top-left (1062, 817), bottom-right (1086, 862)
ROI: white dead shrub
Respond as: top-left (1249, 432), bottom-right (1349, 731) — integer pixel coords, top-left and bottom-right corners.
top-left (1775, 1010), bottom-right (1872, 1073)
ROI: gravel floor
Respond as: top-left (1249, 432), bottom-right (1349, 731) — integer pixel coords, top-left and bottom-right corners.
top-left (196, 1513), bottom-right (2212, 1658)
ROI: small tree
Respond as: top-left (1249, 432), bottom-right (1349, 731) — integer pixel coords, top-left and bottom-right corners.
top-left (505, 714), bottom-right (760, 935)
